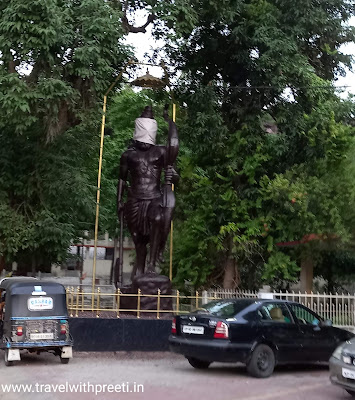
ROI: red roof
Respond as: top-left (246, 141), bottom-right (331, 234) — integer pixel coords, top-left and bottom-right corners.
top-left (276, 233), bottom-right (337, 247)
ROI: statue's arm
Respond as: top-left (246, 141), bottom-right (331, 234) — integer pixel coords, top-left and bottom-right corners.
top-left (117, 152), bottom-right (129, 215)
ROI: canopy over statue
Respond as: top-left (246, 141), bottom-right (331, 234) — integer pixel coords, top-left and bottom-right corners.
top-left (117, 105), bottom-right (179, 280)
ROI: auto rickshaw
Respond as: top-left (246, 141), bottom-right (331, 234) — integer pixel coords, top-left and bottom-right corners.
top-left (0, 277), bottom-right (73, 366)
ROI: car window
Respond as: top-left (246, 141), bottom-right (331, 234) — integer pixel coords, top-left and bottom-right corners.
top-left (258, 303), bottom-right (293, 324)
top-left (289, 304), bottom-right (321, 326)
top-left (198, 300), bottom-right (253, 318)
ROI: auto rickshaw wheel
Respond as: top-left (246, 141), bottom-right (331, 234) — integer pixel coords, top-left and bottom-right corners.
top-left (60, 356), bottom-right (70, 364)
top-left (4, 350), bottom-right (14, 366)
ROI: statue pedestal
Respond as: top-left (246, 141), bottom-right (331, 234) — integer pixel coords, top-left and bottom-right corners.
top-left (133, 273), bottom-right (172, 313)
top-left (119, 273), bottom-right (172, 316)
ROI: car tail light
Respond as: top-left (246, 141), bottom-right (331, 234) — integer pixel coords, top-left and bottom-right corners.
top-left (214, 321), bottom-right (229, 339)
top-left (171, 318), bottom-right (177, 334)
top-left (60, 324), bottom-right (67, 335)
top-left (16, 326), bottom-right (23, 336)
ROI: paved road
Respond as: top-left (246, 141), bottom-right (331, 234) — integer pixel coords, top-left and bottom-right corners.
top-left (0, 351), bottom-right (352, 400)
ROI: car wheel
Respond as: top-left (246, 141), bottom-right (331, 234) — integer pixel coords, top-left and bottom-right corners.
top-left (4, 350), bottom-right (14, 367)
top-left (246, 344), bottom-right (275, 378)
top-left (60, 356), bottom-right (70, 364)
top-left (346, 390), bottom-right (355, 397)
top-left (187, 357), bottom-right (211, 369)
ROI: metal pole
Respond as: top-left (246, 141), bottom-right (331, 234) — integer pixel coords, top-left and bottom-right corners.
top-left (172, 102), bottom-right (176, 121)
top-left (169, 103), bottom-right (176, 281)
top-left (92, 95), bottom-right (107, 308)
top-left (91, 62), bottom-right (132, 306)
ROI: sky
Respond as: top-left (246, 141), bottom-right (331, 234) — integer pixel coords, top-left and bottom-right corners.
top-left (125, 13), bottom-right (355, 97)
top-left (124, 15), bottom-right (165, 83)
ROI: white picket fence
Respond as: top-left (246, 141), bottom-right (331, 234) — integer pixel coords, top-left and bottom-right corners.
top-left (205, 289), bottom-right (355, 332)
top-left (205, 288), bottom-right (259, 299)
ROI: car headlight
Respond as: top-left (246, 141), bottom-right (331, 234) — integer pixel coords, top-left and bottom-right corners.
top-left (332, 344), bottom-right (345, 360)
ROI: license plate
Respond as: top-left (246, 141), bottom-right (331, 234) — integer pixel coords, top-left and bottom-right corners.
top-left (182, 325), bottom-right (204, 335)
top-left (30, 333), bottom-right (54, 340)
top-left (342, 368), bottom-right (355, 380)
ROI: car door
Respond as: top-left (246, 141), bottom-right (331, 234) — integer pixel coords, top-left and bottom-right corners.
top-left (258, 302), bottom-right (305, 363)
top-left (288, 303), bottom-right (336, 362)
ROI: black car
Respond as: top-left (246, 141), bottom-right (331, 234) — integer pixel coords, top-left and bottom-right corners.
top-left (169, 298), bottom-right (354, 378)
top-left (329, 339), bottom-right (355, 396)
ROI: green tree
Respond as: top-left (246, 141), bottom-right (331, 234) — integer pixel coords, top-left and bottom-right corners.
top-left (0, 0), bottom-right (153, 273)
top-left (315, 250), bottom-right (355, 293)
top-left (163, 0), bottom-right (355, 290)
top-left (0, 0), bottom-right (192, 274)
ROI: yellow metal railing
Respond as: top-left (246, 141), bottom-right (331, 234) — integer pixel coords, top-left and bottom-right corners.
top-left (66, 287), bottom-right (218, 319)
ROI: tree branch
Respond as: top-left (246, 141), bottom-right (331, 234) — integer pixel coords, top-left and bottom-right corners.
top-left (123, 0), bottom-right (129, 13)
top-left (8, 51), bottom-right (20, 74)
top-left (122, 13), bottom-right (156, 33)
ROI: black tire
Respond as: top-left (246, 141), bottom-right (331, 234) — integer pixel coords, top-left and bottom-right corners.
top-left (187, 357), bottom-right (211, 369)
top-left (246, 344), bottom-right (275, 378)
top-left (60, 357), bottom-right (70, 364)
top-left (346, 390), bottom-right (355, 397)
top-left (4, 350), bottom-right (14, 367)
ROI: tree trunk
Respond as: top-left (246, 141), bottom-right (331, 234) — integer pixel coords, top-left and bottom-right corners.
top-left (223, 257), bottom-right (240, 289)
top-left (31, 255), bottom-right (36, 277)
top-left (300, 255), bottom-right (314, 293)
top-left (0, 256), bottom-right (5, 275)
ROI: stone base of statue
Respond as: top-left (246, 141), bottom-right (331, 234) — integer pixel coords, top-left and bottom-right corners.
top-left (119, 285), bottom-right (137, 312)
top-left (133, 273), bottom-right (172, 313)
top-left (119, 273), bottom-right (172, 315)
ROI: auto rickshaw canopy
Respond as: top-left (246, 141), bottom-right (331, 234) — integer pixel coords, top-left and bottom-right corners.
top-left (0, 278), bottom-right (68, 319)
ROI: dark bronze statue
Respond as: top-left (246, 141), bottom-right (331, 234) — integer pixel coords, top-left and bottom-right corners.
top-left (117, 105), bottom-right (179, 279)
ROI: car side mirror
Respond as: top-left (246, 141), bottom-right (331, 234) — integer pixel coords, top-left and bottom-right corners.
top-left (312, 319), bottom-right (322, 331)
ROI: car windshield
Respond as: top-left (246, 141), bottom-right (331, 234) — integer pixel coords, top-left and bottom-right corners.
top-left (194, 300), bottom-right (254, 318)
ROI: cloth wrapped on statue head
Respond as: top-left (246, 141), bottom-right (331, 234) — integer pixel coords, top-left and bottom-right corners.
top-left (134, 117), bottom-right (157, 145)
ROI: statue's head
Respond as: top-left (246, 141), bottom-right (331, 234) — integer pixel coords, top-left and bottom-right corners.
top-left (134, 106), bottom-right (157, 146)
top-left (140, 106), bottom-right (154, 119)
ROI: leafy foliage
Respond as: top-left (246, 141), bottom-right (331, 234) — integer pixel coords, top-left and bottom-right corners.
top-left (1, 0), bottom-right (354, 290)
top-left (315, 250), bottom-right (355, 293)
top-left (0, 0), bottom-right (131, 272)
top-left (163, 0), bottom-right (355, 289)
